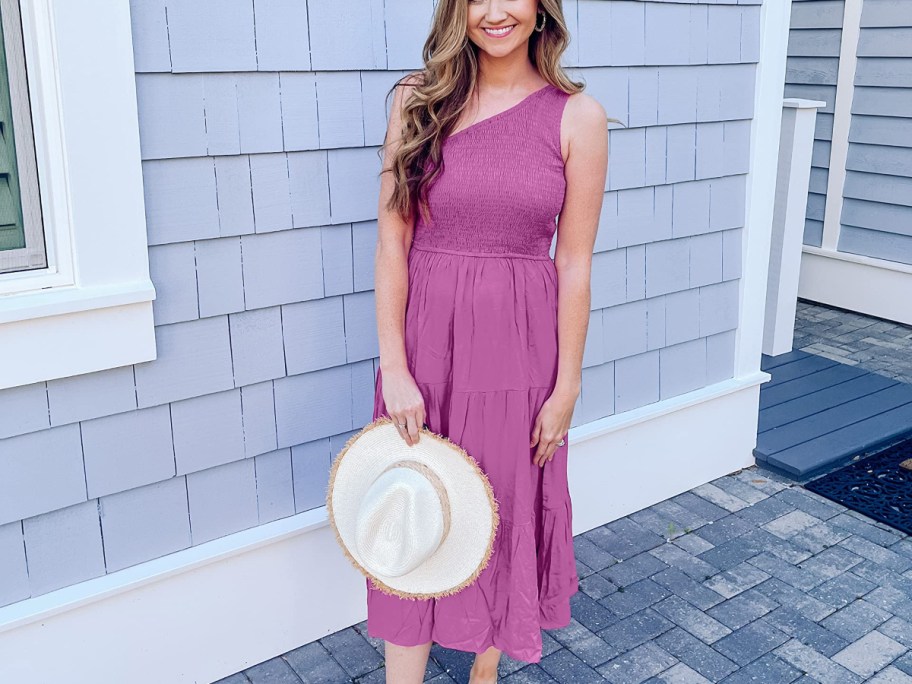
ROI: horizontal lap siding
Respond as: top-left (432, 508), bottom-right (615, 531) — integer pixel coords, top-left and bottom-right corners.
top-left (0, 0), bottom-right (759, 608)
top-left (838, 0), bottom-right (912, 264)
top-left (783, 0), bottom-right (845, 248)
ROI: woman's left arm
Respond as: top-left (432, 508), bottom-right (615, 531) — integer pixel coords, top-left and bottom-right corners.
top-left (530, 92), bottom-right (609, 466)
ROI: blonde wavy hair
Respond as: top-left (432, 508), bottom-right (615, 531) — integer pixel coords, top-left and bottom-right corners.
top-left (379, 0), bottom-right (623, 226)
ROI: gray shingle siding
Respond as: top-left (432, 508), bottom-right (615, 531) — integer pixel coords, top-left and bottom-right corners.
top-left (551, 0), bottom-right (756, 430)
top-left (784, 0), bottom-right (844, 248)
top-left (0, 0), bottom-right (759, 607)
top-left (839, 0), bottom-right (912, 264)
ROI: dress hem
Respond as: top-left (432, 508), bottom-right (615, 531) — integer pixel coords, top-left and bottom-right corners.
top-left (367, 583), bottom-right (580, 665)
top-left (367, 631), bottom-right (549, 665)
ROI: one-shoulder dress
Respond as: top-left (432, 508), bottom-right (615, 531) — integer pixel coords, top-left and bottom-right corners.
top-left (368, 83), bottom-right (579, 664)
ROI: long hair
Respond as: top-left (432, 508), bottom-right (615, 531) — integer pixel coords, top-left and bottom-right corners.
top-left (378, 0), bottom-right (623, 227)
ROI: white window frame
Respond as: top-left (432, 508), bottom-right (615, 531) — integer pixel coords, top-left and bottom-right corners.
top-left (0, 0), bottom-right (47, 274)
top-left (0, 0), bottom-right (156, 390)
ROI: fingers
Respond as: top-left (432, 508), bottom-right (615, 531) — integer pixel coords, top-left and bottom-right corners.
top-left (406, 413), bottom-right (421, 445)
top-left (391, 411), bottom-right (424, 445)
top-left (391, 416), bottom-right (405, 440)
top-left (391, 414), bottom-right (411, 444)
top-left (532, 431), bottom-right (568, 467)
top-left (533, 437), bottom-right (555, 467)
top-left (380, 373), bottom-right (426, 446)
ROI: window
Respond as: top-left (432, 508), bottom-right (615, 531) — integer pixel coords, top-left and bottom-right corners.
top-left (0, 0), bottom-right (156, 390)
top-left (0, 0), bottom-right (44, 274)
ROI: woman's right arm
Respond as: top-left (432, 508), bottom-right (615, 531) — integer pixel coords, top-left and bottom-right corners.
top-left (375, 74), bottom-right (426, 446)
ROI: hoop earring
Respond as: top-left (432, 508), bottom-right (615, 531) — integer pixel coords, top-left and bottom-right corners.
top-left (534, 10), bottom-right (546, 32)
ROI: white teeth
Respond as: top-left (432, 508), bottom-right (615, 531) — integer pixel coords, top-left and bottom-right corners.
top-left (484, 26), bottom-right (513, 35)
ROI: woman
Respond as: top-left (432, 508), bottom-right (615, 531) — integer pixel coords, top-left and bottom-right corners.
top-left (369, 0), bottom-right (610, 681)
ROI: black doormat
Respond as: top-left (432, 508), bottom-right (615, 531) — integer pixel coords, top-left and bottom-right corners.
top-left (804, 434), bottom-right (912, 536)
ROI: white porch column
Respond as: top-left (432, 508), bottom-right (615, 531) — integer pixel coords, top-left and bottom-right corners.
top-left (764, 98), bottom-right (826, 356)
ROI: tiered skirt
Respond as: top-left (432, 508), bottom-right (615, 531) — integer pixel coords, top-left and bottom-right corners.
top-left (366, 244), bottom-right (579, 664)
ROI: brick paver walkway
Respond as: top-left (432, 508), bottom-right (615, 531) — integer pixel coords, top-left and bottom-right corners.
top-left (220, 300), bottom-right (912, 683)
top-left (221, 469), bottom-right (912, 684)
top-left (793, 299), bottom-right (912, 385)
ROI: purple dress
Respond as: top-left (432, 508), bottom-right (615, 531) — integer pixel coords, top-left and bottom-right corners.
top-left (368, 83), bottom-right (579, 664)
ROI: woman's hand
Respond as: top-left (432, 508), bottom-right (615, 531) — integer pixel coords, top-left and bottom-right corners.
top-left (530, 388), bottom-right (576, 467)
top-left (381, 367), bottom-right (427, 446)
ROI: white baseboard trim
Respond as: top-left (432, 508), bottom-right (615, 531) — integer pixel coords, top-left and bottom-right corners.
top-left (0, 510), bottom-right (365, 684)
top-left (0, 371), bottom-right (768, 683)
top-left (569, 371), bottom-right (766, 533)
top-left (800, 246), bottom-right (912, 326)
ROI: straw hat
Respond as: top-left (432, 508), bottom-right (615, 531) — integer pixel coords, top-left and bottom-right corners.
top-left (326, 416), bottom-right (500, 600)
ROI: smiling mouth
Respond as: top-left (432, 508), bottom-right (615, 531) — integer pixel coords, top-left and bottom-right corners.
top-left (483, 25), bottom-right (515, 37)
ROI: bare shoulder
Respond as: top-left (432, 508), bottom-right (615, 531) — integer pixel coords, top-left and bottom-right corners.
top-left (394, 71), bottom-right (425, 104)
top-left (560, 91), bottom-right (608, 163)
top-left (389, 71), bottom-right (423, 109)
top-left (401, 70), bottom-right (425, 87)
top-left (565, 92), bottom-right (608, 138)
top-left (385, 71), bottom-right (425, 146)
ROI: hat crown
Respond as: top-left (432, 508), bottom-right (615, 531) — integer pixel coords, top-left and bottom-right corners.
top-left (355, 465), bottom-right (449, 577)
top-left (328, 418), bottom-right (499, 599)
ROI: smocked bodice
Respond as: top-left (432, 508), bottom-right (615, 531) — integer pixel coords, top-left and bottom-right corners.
top-left (411, 84), bottom-right (571, 258)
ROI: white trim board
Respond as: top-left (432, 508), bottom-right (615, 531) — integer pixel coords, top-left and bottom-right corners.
top-left (568, 373), bottom-right (764, 532)
top-left (763, 99), bottom-right (828, 357)
top-left (821, 0), bottom-right (863, 251)
top-left (799, 246), bottom-right (912, 325)
top-left (734, 0), bottom-right (793, 379)
top-left (0, 374), bottom-right (765, 684)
